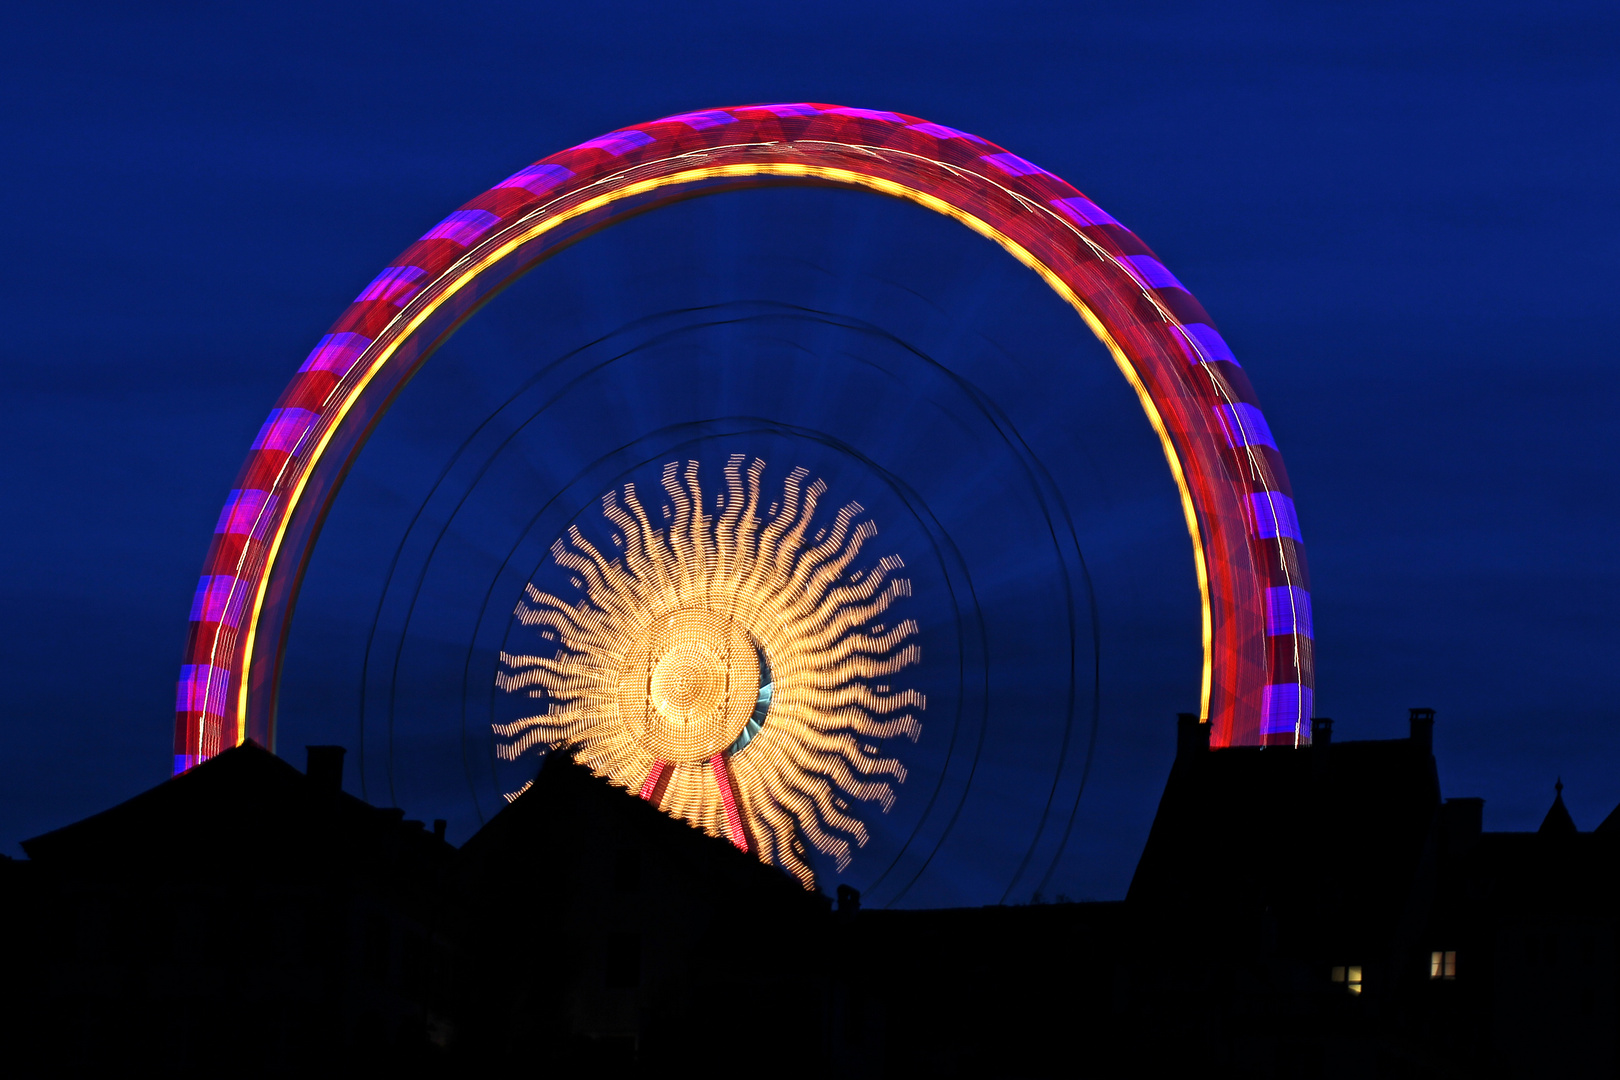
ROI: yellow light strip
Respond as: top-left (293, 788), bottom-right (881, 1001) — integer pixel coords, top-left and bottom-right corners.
top-left (236, 159), bottom-right (1216, 735)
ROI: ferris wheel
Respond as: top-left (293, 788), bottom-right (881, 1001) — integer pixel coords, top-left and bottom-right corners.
top-left (174, 104), bottom-right (1312, 905)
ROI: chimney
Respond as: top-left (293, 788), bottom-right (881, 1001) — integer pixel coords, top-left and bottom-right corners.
top-left (1309, 717), bottom-right (1333, 777)
top-left (305, 745), bottom-right (346, 795)
top-left (1175, 713), bottom-right (1210, 762)
top-left (1409, 708), bottom-right (1435, 753)
top-left (837, 884), bottom-right (861, 915)
top-left (433, 819), bottom-right (448, 843)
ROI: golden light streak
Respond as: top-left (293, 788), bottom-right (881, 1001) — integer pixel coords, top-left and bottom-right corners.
top-left (494, 458), bottom-right (923, 887)
top-left (232, 149), bottom-right (1216, 743)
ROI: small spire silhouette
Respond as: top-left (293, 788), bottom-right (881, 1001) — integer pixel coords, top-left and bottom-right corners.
top-left (1539, 777), bottom-right (1577, 835)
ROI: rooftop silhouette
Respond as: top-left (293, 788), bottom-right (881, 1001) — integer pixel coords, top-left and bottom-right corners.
top-left (6, 711), bottom-right (1620, 1076)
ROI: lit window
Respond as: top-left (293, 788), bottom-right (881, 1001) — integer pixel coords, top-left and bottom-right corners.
top-left (1430, 950), bottom-right (1456, 980)
top-left (1331, 965), bottom-right (1364, 994)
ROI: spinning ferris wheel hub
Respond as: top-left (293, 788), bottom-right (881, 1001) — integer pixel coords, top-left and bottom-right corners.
top-left (643, 613), bottom-right (756, 749)
top-left (495, 458), bottom-right (920, 883)
top-left (175, 102), bottom-right (1316, 889)
top-left (649, 637), bottom-right (731, 726)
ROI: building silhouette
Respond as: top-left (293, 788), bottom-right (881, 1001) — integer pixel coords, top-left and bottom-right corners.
top-left (4, 711), bottom-right (1618, 1077)
top-left (4, 744), bottom-right (457, 1071)
top-left (450, 748), bottom-right (830, 1073)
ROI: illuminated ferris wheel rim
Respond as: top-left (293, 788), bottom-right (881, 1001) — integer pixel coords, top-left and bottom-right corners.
top-left (175, 102), bottom-right (1314, 774)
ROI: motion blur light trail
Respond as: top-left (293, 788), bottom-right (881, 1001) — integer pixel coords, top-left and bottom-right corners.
top-left (176, 104), bottom-right (1313, 883)
top-left (495, 456), bottom-right (922, 888)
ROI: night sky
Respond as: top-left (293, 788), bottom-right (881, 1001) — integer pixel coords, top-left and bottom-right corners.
top-left (2, 2), bottom-right (1616, 904)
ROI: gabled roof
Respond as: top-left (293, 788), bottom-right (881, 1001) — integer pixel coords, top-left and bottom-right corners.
top-left (22, 741), bottom-right (448, 881)
top-left (24, 741), bottom-right (297, 865)
top-left (457, 748), bottom-right (822, 910)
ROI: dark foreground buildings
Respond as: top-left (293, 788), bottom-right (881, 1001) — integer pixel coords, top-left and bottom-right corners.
top-left (5, 712), bottom-right (1620, 1077)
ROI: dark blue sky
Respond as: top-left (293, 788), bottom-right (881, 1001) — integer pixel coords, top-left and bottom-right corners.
top-left (2, 2), bottom-right (1616, 902)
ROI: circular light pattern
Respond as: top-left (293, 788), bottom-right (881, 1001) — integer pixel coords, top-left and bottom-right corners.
top-left (177, 104), bottom-right (1317, 783)
top-left (648, 635), bottom-right (735, 728)
top-left (633, 608), bottom-right (759, 760)
top-left (493, 455), bottom-right (924, 886)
